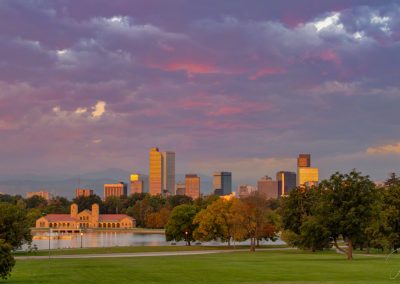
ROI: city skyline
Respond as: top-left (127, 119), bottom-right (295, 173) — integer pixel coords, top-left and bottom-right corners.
top-left (0, 0), bottom-right (399, 185)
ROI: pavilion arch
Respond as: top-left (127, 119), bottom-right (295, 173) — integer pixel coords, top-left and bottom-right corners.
top-left (112, 223), bottom-right (115, 228)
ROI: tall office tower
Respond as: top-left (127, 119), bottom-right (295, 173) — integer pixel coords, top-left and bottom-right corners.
top-left (276, 171), bottom-right (297, 196)
top-left (75, 188), bottom-right (94, 198)
top-left (162, 151), bottom-right (175, 196)
top-left (296, 153), bottom-right (319, 187)
top-left (297, 154), bottom-right (311, 167)
top-left (149, 147), bottom-right (163, 195)
top-left (213, 172), bottom-right (232, 196)
top-left (297, 167), bottom-right (319, 187)
top-left (257, 176), bottom-right (279, 199)
top-left (130, 174), bottom-right (144, 195)
top-left (103, 182), bottom-right (127, 200)
top-left (175, 182), bottom-right (186, 195)
top-left (185, 174), bottom-right (200, 200)
top-left (237, 185), bottom-right (255, 199)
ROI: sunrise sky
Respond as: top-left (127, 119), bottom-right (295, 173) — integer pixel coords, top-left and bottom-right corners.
top-left (0, 0), bottom-right (399, 183)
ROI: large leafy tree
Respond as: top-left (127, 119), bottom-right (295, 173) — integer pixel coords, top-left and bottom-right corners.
top-left (321, 170), bottom-right (380, 260)
top-left (0, 202), bottom-right (32, 249)
top-left (165, 204), bottom-right (199, 245)
top-left (0, 240), bottom-right (15, 280)
top-left (232, 195), bottom-right (277, 252)
top-left (381, 175), bottom-right (400, 250)
top-left (193, 198), bottom-right (235, 246)
top-left (280, 186), bottom-right (331, 252)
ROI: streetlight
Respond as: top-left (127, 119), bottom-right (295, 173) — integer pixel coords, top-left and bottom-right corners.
top-left (48, 227), bottom-right (51, 259)
top-left (80, 232), bottom-right (83, 248)
top-left (185, 231), bottom-right (188, 246)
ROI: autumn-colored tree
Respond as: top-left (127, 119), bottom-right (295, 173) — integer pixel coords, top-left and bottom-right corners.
top-left (193, 198), bottom-right (235, 246)
top-left (145, 208), bottom-right (171, 229)
top-left (231, 195), bottom-right (277, 252)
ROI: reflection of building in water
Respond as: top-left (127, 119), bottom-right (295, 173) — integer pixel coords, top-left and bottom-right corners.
top-left (35, 203), bottom-right (135, 232)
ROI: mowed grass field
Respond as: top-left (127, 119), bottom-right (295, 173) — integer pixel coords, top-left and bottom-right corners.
top-left (5, 250), bottom-right (400, 283)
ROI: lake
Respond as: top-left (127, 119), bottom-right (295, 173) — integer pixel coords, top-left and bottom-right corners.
top-left (27, 231), bottom-right (284, 250)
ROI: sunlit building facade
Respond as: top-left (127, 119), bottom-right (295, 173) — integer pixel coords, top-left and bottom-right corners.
top-left (237, 185), bottom-right (255, 199)
top-left (297, 154), bottom-right (311, 167)
top-left (185, 174), bottom-right (200, 200)
top-left (297, 167), bottom-right (319, 187)
top-left (103, 182), bottom-right (127, 200)
top-left (149, 147), bottom-right (163, 195)
top-left (75, 188), bottom-right (94, 198)
top-left (35, 203), bottom-right (135, 231)
top-left (175, 182), bottom-right (186, 195)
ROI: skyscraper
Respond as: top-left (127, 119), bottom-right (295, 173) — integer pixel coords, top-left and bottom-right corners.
top-left (162, 151), bottom-right (175, 196)
top-left (213, 172), bottom-right (232, 196)
top-left (297, 154), bottom-right (311, 167)
top-left (149, 147), bottom-right (163, 195)
top-left (185, 174), bottom-right (200, 200)
top-left (276, 171), bottom-right (296, 196)
top-left (296, 153), bottom-right (319, 187)
top-left (130, 173), bottom-right (144, 195)
top-left (257, 176), bottom-right (279, 199)
top-left (149, 147), bottom-right (175, 196)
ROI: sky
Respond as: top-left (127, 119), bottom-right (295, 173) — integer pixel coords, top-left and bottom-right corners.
top-left (0, 0), bottom-right (399, 184)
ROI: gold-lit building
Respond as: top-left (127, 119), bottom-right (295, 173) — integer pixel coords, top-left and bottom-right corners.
top-left (185, 174), bottom-right (200, 200)
top-left (75, 188), bottom-right (94, 198)
top-left (27, 190), bottom-right (51, 200)
top-left (297, 154), bottom-right (311, 167)
top-left (149, 147), bottom-right (163, 195)
top-left (130, 174), bottom-right (143, 195)
top-left (149, 147), bottom-right (175, 196)
top-left (35, 203), bottom-right (135, 231)
top-left (104, 182), bottom-right (127, 200)
top-left (297, 167), bottom-right (319, 187)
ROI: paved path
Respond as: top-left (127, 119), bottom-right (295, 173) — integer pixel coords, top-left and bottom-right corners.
top-left (16, 248), bottom-right (295, 260)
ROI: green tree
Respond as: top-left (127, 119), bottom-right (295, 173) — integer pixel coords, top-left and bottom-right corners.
top-left (280, 186), bottom-right (330, 252)
top-left (0, 240), bottom-right (15, 280)
top-left (165, 204), bottom-right (199, 246)
top-left (25, 195), bottom-right (47, 209)
top-left (0, 202), bottom-right (32, 249)
top-left (321, 170), bottom-right (380, 260)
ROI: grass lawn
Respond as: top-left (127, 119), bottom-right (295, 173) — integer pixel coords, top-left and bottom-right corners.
top-left (14, 244), bottom-right (288, 256)
top-left (5, 250), bottom-right (399, 283)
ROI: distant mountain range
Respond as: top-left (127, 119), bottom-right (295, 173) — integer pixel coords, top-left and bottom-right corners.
top-left (0, 168), bottom-right (214, 198)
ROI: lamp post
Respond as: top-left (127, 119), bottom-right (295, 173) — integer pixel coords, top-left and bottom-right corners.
top-left (185, 231), bottom-right (188, 246)
top-left (80, 232), bottom-right (83, 248)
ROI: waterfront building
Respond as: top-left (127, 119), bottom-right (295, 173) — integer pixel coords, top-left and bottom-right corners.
top-left (296, 153), bottom-right (319, 187)
top-left (237, 185), bottom-right (255, 199)
top-left (26, 190), bottom-right (51, 200)
top-left (75, 188), bottom-right (94, 198)
top-left (257, 176), bottom-right (279, 199)
top-left (276, 171), bottom-right (296, 196)
top-left (213, 172), bottom-right (232, 196)
top-left (35, 203), bottom-right (135, 231)
top-left (103, 182), bottom-right (127, 200)
top-left (175, 182), bottom-right (186, 195)
top-left (130, 173), bottom-right (144, 195)
top-left (185, 174), bottom-right (200, 200)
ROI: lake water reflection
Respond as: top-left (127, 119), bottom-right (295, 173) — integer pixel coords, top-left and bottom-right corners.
top-left (29, 232), bottom-right (284, 250)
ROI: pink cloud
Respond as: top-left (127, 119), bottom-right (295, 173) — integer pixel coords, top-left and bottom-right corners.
top-left (146, 60), bottom-right (217, 75)
top-left (249, 66), bottom-right (286, 80)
